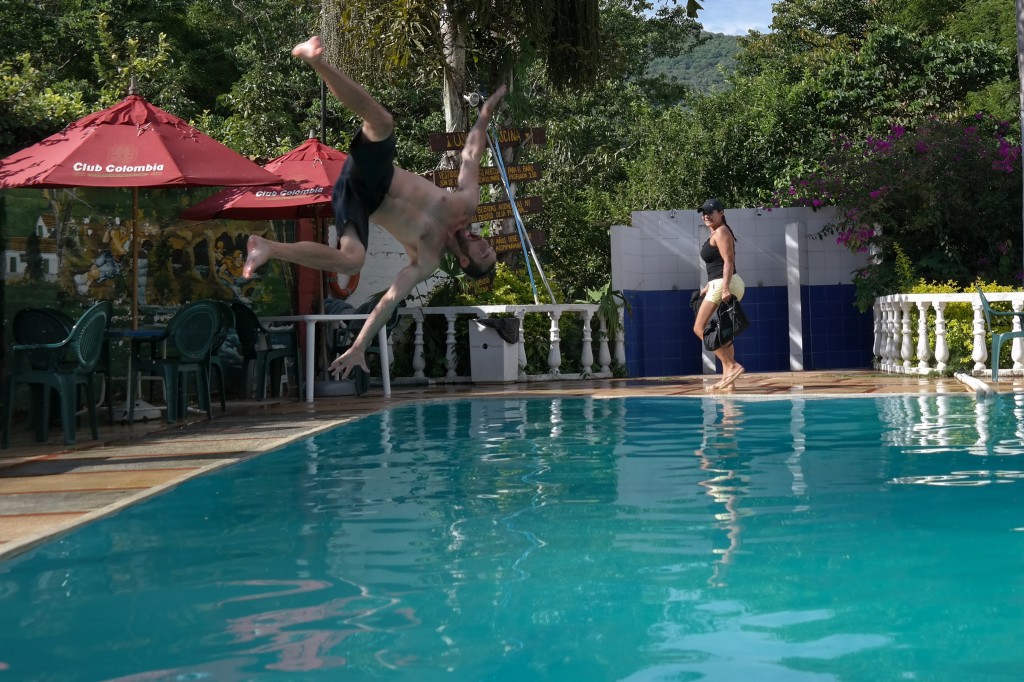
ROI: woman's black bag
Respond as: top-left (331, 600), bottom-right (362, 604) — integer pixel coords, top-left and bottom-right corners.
top-left (702, 298), bottom-right (750, 351)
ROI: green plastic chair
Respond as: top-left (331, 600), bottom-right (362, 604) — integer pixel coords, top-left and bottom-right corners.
top-left (2, 301), bottom-right (111, 447)
top-left (976, 286), bottom-right (1024, 382)
top-left (330, 299), bottom-right (403, 396)
top-left (131, 301), bottom-right (219, 423)
top-left (207, 300), bottom-right (236, 412)
top-left (11, 307), bottom-right (116, 425)
top-left (231, 301), bottom-right (302, 400)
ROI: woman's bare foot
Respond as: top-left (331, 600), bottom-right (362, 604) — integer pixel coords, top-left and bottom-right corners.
top-left (718, 366), bottom-right (745, 390)
top-left (706, 365), bottom-right (745, 391)
top-left (291, 36), bottom-right (323, 64)
top-left (242, 235), bottom-right (272, 279)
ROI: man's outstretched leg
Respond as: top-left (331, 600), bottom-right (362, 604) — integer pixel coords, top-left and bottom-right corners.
top-left (292, 36), bottom-right (393, 142)
top-left (242, 231), bottom-right (365, 280)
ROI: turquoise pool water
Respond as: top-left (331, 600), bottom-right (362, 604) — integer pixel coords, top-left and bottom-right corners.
top-left (2, 395), bottom-right (1024, 681)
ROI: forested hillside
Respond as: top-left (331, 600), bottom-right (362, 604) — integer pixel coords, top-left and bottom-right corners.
top-left (648, 32), bottom-right (740, 92)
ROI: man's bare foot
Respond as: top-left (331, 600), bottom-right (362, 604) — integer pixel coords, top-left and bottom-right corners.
top-left (242, 235), bottom-right (272, 279)
top-left (291, 36), bottom-right (323, 64)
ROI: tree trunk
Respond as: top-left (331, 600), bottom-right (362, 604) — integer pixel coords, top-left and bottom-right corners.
top-left (319, 0), bottom-right (342, 66)
top-left (441, 4), bottom-right (468, 170)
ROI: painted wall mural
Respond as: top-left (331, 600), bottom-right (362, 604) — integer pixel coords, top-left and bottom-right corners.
top-left (3, 187), bottom-right (296, 322)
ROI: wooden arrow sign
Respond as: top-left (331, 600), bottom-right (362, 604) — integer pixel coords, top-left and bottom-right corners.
top-left (429, 127), bottom-right (546, 152)
top-left (486, 229), bottom-right (547, 254)
top-left (472, 196), bottom-right (544, 223)
top-left (428, 163), bottom-right (542, 188)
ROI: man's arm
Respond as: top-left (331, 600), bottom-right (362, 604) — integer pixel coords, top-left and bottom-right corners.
top-left (456, 85), bottom-right (507, 194)
top-left (328, 261), bottom-right (433, 379)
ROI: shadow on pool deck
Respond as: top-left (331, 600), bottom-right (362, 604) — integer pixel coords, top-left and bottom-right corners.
top-left (1, 370), bottom-right (1020, 559)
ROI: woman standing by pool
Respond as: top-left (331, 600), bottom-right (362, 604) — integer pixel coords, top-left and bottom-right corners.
top-left (694, 198), bottom-right (746, 390)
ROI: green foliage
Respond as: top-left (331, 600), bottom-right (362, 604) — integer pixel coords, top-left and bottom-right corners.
top-left (521, 72), bottom-right (652, 297)
top-left (578, 281), bottom-right (630, 338)
top-left (329, 0), bottom-right (610, 91)
top-left (779, 115), bottom-right (1021, 309)
top-left (0, 0), bottom-right (323, 159)
top-left (812, 26), bottom-right (1008, 131)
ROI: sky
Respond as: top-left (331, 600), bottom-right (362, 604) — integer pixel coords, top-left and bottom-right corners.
top-left (689, 0), bottom-right (776, 35)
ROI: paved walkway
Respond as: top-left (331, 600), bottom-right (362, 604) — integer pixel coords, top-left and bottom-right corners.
top-left (1, 370), bottom-right (1019, 559)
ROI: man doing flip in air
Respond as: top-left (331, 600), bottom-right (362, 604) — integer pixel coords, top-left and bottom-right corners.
top-left (244, 36), bottom-right (505, 381)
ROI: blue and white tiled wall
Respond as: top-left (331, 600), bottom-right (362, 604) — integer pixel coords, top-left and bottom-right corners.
top-left (612, 207), bottom-right (873, 377)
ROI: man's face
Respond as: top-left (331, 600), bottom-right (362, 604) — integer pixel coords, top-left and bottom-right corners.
top-left (458, 228), bottom-right (497, 271)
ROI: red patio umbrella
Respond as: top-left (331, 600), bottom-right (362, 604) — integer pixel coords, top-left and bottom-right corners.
top-left (181, 134), bottom-right (347, 221)
top-left (0, 79), bottom-right (280, 328)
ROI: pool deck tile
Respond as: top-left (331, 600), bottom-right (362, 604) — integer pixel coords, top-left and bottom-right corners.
top-left (1, 370), bottom-right (1021, 559)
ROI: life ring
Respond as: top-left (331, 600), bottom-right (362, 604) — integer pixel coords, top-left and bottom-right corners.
top-left (326, 272), bottom-right (360, 299)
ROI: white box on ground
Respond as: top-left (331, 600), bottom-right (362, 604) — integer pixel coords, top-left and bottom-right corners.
top-left (469, 320), bottom-right (518, 383)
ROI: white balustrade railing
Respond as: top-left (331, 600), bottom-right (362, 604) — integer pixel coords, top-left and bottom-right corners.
top-left (389, 304), bottom-right (625, 383)
top-left (874, 292), bottom-right (1024, 376)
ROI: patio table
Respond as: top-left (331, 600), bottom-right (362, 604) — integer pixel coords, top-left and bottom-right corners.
top-left (106, 327), bottom-right (166, 422)
top-left (260, 314), bottom-right (391, 403)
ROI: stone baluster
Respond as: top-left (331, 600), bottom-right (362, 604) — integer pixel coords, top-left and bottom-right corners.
top-left (872, 300), bottom-right (883, 362)
top-left (598, 313), bottom-right (612, 374)
top-left (1014, 301), bottom-right (1024, 372)
top-left (412, 308), bottom-right (425, 378)
top-left (877, 301), bottom-right (889, 370)
top-left (515, 310), bottom-right (527, 381)
top-left (580, 309), bottom-right (594, 377)
top-left (934, 301), bottom-right (949, 372)
top-left (548, 309), bottom-right (562, 376)
top-left (445, 312), bottom-right (458, 379)
top-left (916, 300), bottom-right (931, 373)
top-left (901, 300), bottom-right (914, 371)
top-left (884, 301), bottom-right (898, 371)
top-left (971, 300), bottom-right (987, 372)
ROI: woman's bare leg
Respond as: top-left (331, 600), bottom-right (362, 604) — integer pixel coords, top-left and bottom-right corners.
top-left (713, 344), bottom-right (744, 389)
top-left (695, 298), bottom-right (744, 388)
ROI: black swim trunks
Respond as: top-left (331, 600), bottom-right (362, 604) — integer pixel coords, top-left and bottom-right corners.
top-left (332, 128), bottom-right (397, 250)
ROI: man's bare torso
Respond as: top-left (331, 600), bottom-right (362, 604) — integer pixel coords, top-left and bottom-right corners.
top-left (368, 168), bottom-right (477, 269)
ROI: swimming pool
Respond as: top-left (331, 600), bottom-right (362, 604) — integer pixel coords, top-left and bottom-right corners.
top-left (1, 395), bottom-right (1023, 681)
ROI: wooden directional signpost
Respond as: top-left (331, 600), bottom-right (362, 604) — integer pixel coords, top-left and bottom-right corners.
top-left (426, 126), bottom-right (546, 264)
top-left (428, 127), bottom-right (546, 153)
top-left (428, 162), bottom-right (542, 188)
top-left (473, 195), bottom-right (544, 224)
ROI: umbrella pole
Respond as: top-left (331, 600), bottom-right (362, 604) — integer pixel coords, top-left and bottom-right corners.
top-left (132, 187), bottom-right (140, 330)
top-left (316, 212), bottom-right (329, 377)
top-left (316, 214), bottom-right (326, 315)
